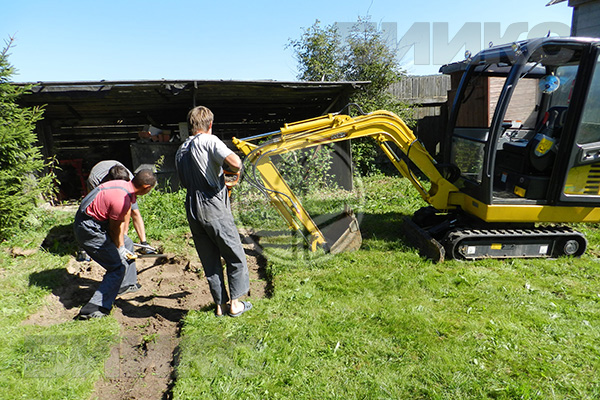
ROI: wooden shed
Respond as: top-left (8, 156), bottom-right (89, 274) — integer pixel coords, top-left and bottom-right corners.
top-left (548, 0), bottom-right (600, 37)
top-left (440, 63), bottom-right (539, 129)
top-left (18, 80), bottom-right (366, 199)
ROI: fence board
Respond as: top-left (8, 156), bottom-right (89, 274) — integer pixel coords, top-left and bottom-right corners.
top-left (389, 75), bottom-right (451, 105)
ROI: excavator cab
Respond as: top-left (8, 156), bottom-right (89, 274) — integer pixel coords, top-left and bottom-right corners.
top-left (445, 37), bottom-right (600, 209)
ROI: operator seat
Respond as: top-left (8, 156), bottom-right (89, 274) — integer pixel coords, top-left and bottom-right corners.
top-left (502, 106), bottom-right (568, 174)
top-left (495, 106), bottom-right (568, 199)
top-left (538, 106), bottom-right (568, 138)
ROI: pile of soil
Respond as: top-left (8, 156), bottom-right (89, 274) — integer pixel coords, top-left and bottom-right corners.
top-left (23, 237), bottom-right (267, 400)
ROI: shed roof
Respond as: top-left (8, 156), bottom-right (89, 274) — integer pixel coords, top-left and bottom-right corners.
top-left (18, 79), bottom-right (368, 198)
top-left (547, 0), bottom-right (599, 5)
top-left (18, 79), bottom-right (368, 137)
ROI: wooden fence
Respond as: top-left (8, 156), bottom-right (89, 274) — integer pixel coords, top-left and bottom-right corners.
top-left (389, 74), bottom-right (451, 155)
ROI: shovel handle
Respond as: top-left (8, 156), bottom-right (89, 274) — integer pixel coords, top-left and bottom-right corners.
top-left (133, 242), bottom-right (158, 252)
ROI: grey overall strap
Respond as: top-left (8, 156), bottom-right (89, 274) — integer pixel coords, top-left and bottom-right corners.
top-left (176, 134), bottom-right (225, 198)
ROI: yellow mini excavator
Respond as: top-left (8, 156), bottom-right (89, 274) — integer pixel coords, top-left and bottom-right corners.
top-left (233, 37), bottom-right (600, 261)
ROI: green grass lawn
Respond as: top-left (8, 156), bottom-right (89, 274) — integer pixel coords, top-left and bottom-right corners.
top-left (0, 209), bottom-right (119, 400)
top-left (174, 254), bottom-right (600, 399)
top-left (2, 176), bottom-right (600, 399)
top-left (172, 176), bottom-right (600, 399)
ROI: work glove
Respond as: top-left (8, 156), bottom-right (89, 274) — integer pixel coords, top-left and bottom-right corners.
top-left (138, 241), bottom-right (157, 255)
top-left (118, 246), bottom-right (137, 261)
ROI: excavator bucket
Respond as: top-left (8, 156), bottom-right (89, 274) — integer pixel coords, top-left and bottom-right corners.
top-left (315, 209), bottom-right (362, 254)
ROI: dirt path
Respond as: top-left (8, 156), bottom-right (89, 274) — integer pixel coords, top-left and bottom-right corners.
top-left (23, 237), bottom-right (267, 400)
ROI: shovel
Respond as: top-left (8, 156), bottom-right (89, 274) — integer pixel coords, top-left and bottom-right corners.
top-left (132, 243), bottom-right (168, 259)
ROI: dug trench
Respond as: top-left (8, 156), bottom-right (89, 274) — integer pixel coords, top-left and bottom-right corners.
top-left (23, 234), bottom-right (268, 400)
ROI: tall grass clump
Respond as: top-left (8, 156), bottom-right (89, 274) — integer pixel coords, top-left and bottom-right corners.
top-left (136, 186), bottom-right (188, 240)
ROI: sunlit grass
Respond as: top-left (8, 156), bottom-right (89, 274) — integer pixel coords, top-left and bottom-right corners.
top-left (0, 210), bottom-right (119, 400)
top-left (176, 249), bottom-right (600, 399)
top-left (4, 175), bottom-right (600, 399)
top-left (174, 176), bottom-right (600, 399)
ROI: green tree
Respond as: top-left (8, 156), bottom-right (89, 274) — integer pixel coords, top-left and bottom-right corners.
top-left (344, 16), bottom-right (410, 116)
top-left (278, 145), bottom-right (338, 195)
top-left (288, 20), bottom-right (345, 82)
top-left (344, 16), bottom-right (414, 175)
top-left (0, 37), bottom-right (55, 241)
top-left (289, 17), bottom-right (414, 175)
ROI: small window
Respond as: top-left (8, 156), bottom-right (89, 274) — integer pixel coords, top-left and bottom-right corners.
top-left (451, 136), bottom-right (485, 183)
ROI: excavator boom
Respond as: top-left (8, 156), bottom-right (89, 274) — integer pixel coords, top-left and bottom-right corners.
top-left (233, 110), bottom-right (462, 254)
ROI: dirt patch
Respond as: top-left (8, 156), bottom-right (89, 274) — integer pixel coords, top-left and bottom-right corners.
top-left (24, 237), bottom-right (267, 400)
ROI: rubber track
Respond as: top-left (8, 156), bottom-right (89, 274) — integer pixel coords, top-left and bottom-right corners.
top-left (444, 225), bottom-right (586, 259)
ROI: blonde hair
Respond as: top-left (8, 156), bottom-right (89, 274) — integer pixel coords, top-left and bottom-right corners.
top-left (187, 106), bottom-right (214, 133)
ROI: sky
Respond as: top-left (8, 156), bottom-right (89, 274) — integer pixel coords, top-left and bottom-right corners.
top-left (0, 0), bottom-right (572, 83)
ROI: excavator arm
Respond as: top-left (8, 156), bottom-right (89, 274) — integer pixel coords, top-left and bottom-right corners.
top-left (233, 110), bottom-right (461, 253)
top-left (233, 37), bottom-right (600, 260)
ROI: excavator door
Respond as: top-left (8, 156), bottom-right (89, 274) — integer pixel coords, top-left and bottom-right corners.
top-left (555, 48), bottom-right (600, 206)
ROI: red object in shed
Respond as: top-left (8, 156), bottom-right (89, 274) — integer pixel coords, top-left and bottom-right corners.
top-left (57, 159), bottom-right (87, 200)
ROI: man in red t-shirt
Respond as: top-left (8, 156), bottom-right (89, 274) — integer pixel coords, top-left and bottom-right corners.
top-left (86, 161), bottom-right (153, 252)
top-left (74, 169), bottom-right (156, 319)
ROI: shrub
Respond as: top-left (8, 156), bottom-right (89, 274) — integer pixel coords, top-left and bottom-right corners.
top-left (0, 37), bottom-right (56, 241)
top-left (289, 17), bottom-right (415, 175)
top-left (277, 144), bottom-right (338, 195)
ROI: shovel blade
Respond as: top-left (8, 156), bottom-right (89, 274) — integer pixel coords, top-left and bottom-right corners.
top-left (401, 216), bottom-right (445, 262)
top-left (135, 253), bottom-right (168, 259)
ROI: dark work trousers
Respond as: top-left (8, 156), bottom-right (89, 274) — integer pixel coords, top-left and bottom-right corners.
top-left (186, 186), bottom-right (249, 305)
top-left (73, 186), bottom-right (138, 310)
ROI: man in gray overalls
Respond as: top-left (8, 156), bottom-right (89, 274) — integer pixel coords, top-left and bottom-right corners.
top-left (176, 106), bottom-right (251, 317)
top-left (73, 169), bottom-right (156, 319)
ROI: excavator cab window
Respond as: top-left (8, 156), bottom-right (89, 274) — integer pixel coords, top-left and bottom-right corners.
top-left (494, 44), bottom-right (584, 203)
top-left (450, 60), bottom-right (542, 188)
top-left (450, 62), bottom-right (512, 185)
top-left (448, 40), bottom-right (590, 205)
top-left (571, 54), bottom-right (600, 146)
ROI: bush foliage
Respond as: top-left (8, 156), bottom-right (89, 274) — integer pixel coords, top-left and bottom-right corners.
top-left (278, 144), bottom-right (338, 195)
